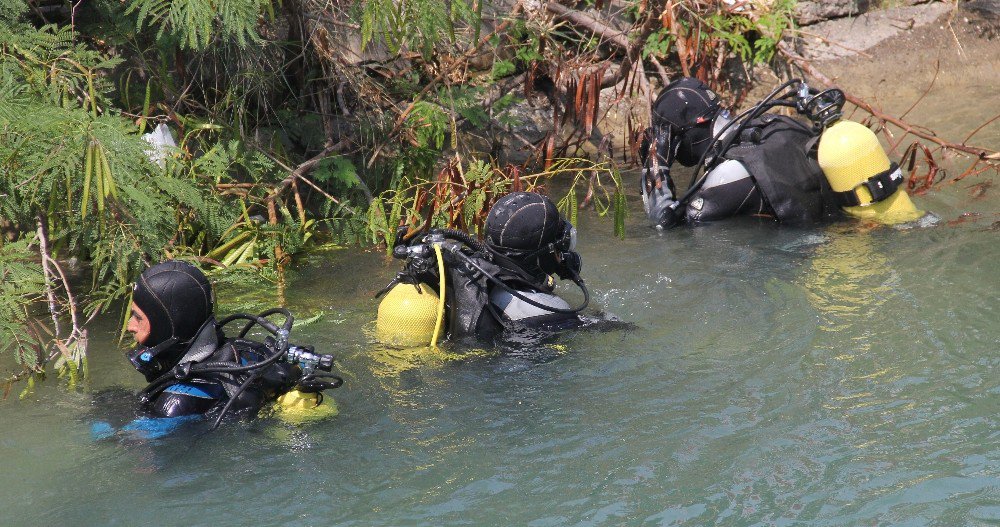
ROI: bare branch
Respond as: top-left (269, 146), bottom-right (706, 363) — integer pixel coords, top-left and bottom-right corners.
top-left (778, 41), bottom-right (999, 162)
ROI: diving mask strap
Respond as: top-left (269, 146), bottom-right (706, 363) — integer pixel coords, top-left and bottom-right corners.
top-left (833, 162), bottom-right (904, 207)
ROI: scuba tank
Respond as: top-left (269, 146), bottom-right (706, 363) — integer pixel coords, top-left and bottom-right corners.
top-left (376, 281), bottom-right (442, 347)
top-left (817, 120), bottom-right (924, 224)
top-left (375, 228), bottom-right (450, 347)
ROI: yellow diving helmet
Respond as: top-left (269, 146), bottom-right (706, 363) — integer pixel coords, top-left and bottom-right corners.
top-left (818, 120), bottom-right (923, 224)
top-left (376, 281), bottom-right (441, 346)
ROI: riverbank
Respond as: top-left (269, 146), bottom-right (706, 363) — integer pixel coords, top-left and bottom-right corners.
top-left (801, 1), bottom-right (1000, 144)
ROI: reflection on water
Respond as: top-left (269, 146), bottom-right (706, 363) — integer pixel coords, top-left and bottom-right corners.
top-left (806, 233), bottom-right (891, 324)
top-left (1, 182), bottom-right (997, 526)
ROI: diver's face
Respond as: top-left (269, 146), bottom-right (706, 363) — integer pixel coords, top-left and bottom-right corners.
top-left (127, 302), bottom-right (151, 345)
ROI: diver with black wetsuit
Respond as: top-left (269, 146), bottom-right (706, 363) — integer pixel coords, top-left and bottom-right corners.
top-left (641, 77), bottom-right (844, 228)
top-left (119, 261), bottom-right (341, 431)
top-left (641, 77), bottom-right (926, 229)
top-left (378, 192), bottom-right (591, 342)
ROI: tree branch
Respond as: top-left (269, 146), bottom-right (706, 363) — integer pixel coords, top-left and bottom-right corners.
top-left (546, 2), bottom-right (630, 52)
top-left (777, 41), bottom-right (998, 161)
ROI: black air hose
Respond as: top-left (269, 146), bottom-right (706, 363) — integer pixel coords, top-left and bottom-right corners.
top-left (211, 372), bottom-right (260, 429)
top-left (432, 228), bottom-right (486, 252)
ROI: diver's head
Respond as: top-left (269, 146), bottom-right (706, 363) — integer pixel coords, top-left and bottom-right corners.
top-left (484, 192), bottom-right (581, 280)
top-left (130, 260), bottom-right (214, 346)
top-left (651, 77), bottom-right (721, 166)
top-left (127, 260), bottom-right (214, 380)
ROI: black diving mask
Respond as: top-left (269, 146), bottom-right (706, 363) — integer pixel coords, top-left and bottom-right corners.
top-left (543, 220), bottom-right (582, 279)
top-left (555, 220), bottom-right (577, 253)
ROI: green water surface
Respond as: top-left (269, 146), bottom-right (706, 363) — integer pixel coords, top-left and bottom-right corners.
top-left (1, 176), bottom-right (997, 526)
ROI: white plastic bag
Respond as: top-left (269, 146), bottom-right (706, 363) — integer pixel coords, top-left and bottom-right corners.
top-left (142, 123), bottom-right (177, 168)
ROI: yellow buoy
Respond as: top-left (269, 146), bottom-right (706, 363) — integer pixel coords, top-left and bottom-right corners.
top-left (818, 120), bottom-right (923, 224)
top-left (376, 282), bottom-right (440, 346)
top-left (272, 389), bottom-right (338, 424)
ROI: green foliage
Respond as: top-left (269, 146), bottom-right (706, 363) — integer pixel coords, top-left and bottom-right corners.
top-left (406, 101), bottom-right (451, 150)
top-left (509, 19), bottom-right (545, 64)
top-left (1, 5), bottom-right (181, 303)
top-left (126, 0), bottom-right (272, 49)
top-left (751, 0), bottom-right (797, 63)
top-left (641, 0), bottom-right (797, 70)
top-left (0, 240), bottom-right (46, 374)
top-left (0, 1), bottom-right (336, 388)
top-left (491, 59), bottom-right (516, 80)
top-left (642, 28), bottom-right (674, 59)
top-left (706, 0), bottom-right (796, 65)
top-left (313, 157), bottom-right (360, 188)
top-left (359, 0), bottom-right (482, 58)
top-left (549, 159), bottom-right (626, 239)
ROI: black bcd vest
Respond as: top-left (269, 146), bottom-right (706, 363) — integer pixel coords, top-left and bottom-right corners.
top-left (718, 114), bottom-right (842, 223)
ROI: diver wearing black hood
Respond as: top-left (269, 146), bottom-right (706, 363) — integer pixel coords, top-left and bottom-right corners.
top-left (381, 192), bottom-right (588, 340)
top-left (128, 260), bottom-right (214, 382)
top-left (640, 77), bottom-right (843, 228)
top-left (125, 261), bottom-right (340, 423)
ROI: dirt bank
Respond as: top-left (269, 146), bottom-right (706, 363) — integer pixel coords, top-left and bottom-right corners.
top-left (797, 2), bottom-right (1000, 148)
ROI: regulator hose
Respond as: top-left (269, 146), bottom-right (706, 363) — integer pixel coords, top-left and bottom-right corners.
top-left (449, 247), bottom-right (590, 315)
top-left (211, 371), bottom-right (260, 429)
top-left (430, 243), bottom-right (446, 347)
top-left (218, 307), bottom-right (294, 339)
top-left (432, 228), bottom-right (487, 252)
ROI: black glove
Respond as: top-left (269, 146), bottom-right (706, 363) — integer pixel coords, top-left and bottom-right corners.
top-left (657, 203), bottom-right (685, 229)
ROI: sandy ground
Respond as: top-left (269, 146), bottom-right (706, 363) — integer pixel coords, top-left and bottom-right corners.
top-left (752, 2), bottom-right (1000, 154)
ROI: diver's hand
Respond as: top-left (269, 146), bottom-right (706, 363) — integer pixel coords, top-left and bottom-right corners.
top-left (643, 182), bottom-right (683, 229)
top-left (656, 204), bottom-right (685, 230)
top-left (641, 166), bottom-right (680, 228)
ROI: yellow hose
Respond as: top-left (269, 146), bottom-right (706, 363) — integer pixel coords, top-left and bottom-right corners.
top-left (430, 243), bottom-right (446, 347)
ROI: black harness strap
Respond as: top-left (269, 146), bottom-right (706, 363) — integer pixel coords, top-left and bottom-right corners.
top-left (832, 162), bottom-right (903, 207)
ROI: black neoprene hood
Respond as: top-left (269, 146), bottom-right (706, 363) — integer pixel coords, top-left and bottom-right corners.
top-left (132, 260), bottom-right (214, 346)
top-left (652, 77), bottom-right (720, 130)
top-left (484, 192), bottom-right (562, 254)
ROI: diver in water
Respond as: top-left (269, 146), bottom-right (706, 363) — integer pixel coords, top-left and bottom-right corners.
top-left (376, 192), bottom-right (590, 344)
top-left (119, 260), bottom-right (341, 430)
top-left (641, 77), bottom-right (923, 228)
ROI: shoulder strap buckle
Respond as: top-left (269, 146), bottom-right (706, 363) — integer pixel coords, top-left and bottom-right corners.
top-left (834, 162), bottom-right (903, 207)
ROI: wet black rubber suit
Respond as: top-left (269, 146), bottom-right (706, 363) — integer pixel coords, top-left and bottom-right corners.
top-left (385, 192), bottom-right (589, 340)
top-left (640, 77), bottom-right (843, 228)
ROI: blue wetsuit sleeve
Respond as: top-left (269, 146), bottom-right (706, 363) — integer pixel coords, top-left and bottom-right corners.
top-left (90, 415), bottom-right (202, 441)
top-left (90, 382), bottom-right (222, 441)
